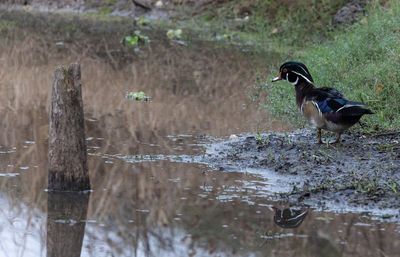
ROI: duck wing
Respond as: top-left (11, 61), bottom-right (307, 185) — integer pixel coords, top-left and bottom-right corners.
top-left (318, 87), bottom-right (344, 98)
top-left (307, 87), bottom-right (344, 101)
top-left (319, 97), bottom-right (372, 115)
top-left (306, 88), bottom-right (373, 124)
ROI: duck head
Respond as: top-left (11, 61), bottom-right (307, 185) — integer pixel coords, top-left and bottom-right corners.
top-left (272, 61), bottom-right (314, 85)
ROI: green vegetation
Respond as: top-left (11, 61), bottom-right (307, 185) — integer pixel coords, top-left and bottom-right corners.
top-left (386, 179), bottom-right (400, 194)
top-left (263, 1), bottom-right (400, 131)
top-left (167, 0), bottom-right (347, 50)
top-left (166, 28), bottom-right (183, 40)
top-left (308, 171), bottom-right (400, 197)
top-left (123, 30), bottom-right (150, 47)
top-left (0, 20), bottom-right (16, 32)
top-left (126, 91), bottom-right (151, 102)
top-left (98, 6), bottom-right (113, 16)
top-left (351, 177), bottom-right (383, 196)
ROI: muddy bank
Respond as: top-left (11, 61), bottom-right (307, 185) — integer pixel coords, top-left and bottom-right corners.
top-left (0, 0), bottom-right (212, 19)
top-left (204, 129), bottom-right (400, 220)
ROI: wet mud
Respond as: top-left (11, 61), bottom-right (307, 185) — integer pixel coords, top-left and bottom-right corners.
top-left (205, 129), bottom-right (400, 221)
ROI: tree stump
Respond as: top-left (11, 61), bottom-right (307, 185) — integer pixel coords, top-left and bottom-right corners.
top-left (48, 63), bottom-right (90, 191)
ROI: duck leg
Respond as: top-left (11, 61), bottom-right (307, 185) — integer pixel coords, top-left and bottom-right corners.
top-left (317, 128), bottom-right (323, 144)
top-left (332, 132), bottom-right (342, 144)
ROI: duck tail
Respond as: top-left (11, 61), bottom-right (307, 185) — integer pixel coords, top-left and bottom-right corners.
top-left (363, 108), bottom-right (374, 115)
top-left (340, 105), bottom-right (374, 116)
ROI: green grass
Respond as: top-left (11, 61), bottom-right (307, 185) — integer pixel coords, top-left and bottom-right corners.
top-left (160, 0), bottom-right (346, 52)
top-left (263, 1), bottom-right (400, 131)
top-left (0, 20), bottom-right (16, 32)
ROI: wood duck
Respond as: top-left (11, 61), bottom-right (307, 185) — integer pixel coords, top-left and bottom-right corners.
top-left (271, 61), bottom-right (373, 144)
top-left (272, 206), bottom-right (308, 229)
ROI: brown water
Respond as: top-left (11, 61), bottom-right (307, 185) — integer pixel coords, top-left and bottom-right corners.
top-left (0, 13), bottom-right (399, 257)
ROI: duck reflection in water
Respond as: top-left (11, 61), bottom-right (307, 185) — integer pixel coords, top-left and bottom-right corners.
top-left (272, 206), bottom-right (308, 229)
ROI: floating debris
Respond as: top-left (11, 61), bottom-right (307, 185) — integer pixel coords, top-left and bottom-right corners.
top-left (82, 219), bottom-right (97, 224)
top-left (136, 209), bottom-right (150, 213)
top-left (54, 219), bottom-right (78, 226)
top-left (122, 30), bottom-right (150, 47)
top-left (0, 149), bottom-right (16, 154)
top-left (55, 41), bottom-right (65, 49)
top-left (229, 134), bottom-right (239, 140)
top-left (135, 16), bottom-right (150, 26)
top-left (260, 232), bottom-right (296, 240)
top-left (155, 1), bottom-right (163, 8)
top-left (0, 173), bottom-right (20, 177)
top-left (167, 29), bottom-right (183, 40)
top-left (166, 28), bottom-right (187, 46)
top-left (126, 91), bottom-right (152, 102)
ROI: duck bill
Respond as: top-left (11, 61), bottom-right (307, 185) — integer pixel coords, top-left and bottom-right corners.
top-left (271, 73), bottom-right (282, 82)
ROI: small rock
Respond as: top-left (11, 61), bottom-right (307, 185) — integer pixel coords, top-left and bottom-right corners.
top-left (333, 0), bottom-right (367, 25)
top-left (229, 134), bottom-right (238, 140)
top-left (155, 1), bottom-right (163, 8)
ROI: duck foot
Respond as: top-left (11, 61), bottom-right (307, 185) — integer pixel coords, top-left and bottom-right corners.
top-left (316, 128), bottom-right (323, 144)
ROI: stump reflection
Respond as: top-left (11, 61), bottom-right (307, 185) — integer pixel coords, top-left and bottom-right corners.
top-left (47, 193), bottom-right (90, 257)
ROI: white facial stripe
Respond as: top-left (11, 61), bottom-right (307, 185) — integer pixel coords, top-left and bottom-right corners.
top-left (298, 65), bottom-right (309, 75)
top-left (290, 76), bottom-right (299, 85)
top-left (312, 101), bottom-right (322, 116)
top-left (336, 104), bottom-right (365, 113)
top-left (286, 72), bottom-right (299, 85)
top-left (292, 71), bottom-right (314, 84)
top-left (300, 100), bottom-right (305, 114)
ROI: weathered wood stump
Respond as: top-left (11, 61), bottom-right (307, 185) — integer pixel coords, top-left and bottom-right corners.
top-left (47, 193), bottom-right (89, 257)
top-left (48, 63), bottom-right (90, 191)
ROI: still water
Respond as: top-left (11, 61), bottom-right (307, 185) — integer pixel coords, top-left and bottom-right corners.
top-left (0, 12), bottom-right (399, 257)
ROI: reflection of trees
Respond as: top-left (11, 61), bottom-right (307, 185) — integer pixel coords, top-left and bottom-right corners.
top-left (0, 21), bottom-right (285, 143)
top-left (0, 108), bottom-right (399, 256)
top-left (1, 128), bottom-right (400, 257)
top-left (0, 107), bottom-right (49, 213)
top-left (85, 155), bottom-right (400, 257)
top-left (85, 159), bottom-right (267, 256)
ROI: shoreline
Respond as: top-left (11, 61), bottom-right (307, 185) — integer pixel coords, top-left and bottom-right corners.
top-left (203, 129), bottom-right (400, 222)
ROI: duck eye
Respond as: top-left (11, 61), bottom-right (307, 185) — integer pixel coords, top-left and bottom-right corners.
top-left (282, 68), bottom-right (288, 73)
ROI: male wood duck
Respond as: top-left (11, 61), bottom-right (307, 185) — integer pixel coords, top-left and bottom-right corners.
top-left (271, 61), bottom-right (373, 144)
top-left (272, 206), bottom-right (308, 229)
